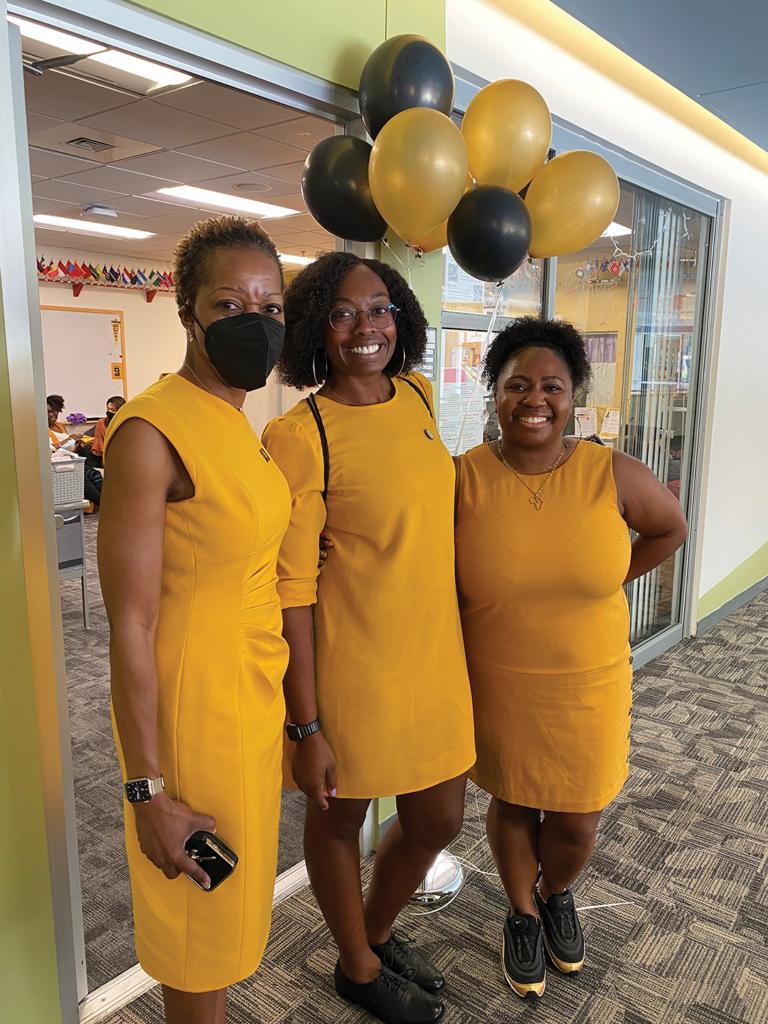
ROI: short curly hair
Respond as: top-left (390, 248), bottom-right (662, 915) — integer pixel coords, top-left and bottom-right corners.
top-left (482, 317), bottom-right (592, 392)
top-left (47, 394), bottom-right (65, 414)
top-left (277, 251), bottom-right (428, 389)
top-left (172, 215), bottom-right (284, 309)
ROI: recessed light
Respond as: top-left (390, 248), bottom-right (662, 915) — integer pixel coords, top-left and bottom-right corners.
top-left (88, 50), bottom-right (191, 87)
top-left (34, 214), bottom-right (155, 240)
top-left (279, 253), bottom-right (314, 265)
top-left (156, 185), bottom-right (298, 219)
top-left (600, 222), bottom-right (632, 238)
top-left (9, 15), bottom-right (105, 55)
top-left (234, 182), bottom-right (271, 193)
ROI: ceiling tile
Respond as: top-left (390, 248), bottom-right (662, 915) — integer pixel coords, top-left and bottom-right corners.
top-left (130, 210), bottom-right (212, 233)
top-left (28, 147), bottom-right (100, 179)
top-left (111, 149), bottom-right (246, 183)
top-left (23, 69), bottom-right (137, 121)
top-left (185, 170), bottom-right (303, 198)
top-left (27, 122), bottom-right (162, 164)
top-left (275, 192), bottom-right (311, 212)
top-left (281, 212), bottom-right (327, 232)
top-left (61, 165), bottom-right (182, 194)
top-left (152, 81), bottom-right (303, 131)
top-left (102, 196), bottom-right (185, 217)
top-left (27, 111), bottom-right (64, 135)
top-left (78, 100), bottom-right (240, 149)
top-left (33, 196), bottom-right (79, 214)
top-left (256, 160), bottom-right (305, 185)
top-left (180, 132), bottom-right (307, 170)
top-left (32, 179), bottom-right (128, 204)
top-left (254, 115), bottom-right (335, 152)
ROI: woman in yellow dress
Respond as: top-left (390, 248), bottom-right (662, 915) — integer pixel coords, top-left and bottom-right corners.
top-left (98, 215), bottom-right (290, 1024)
top-left (455, 318), bottom-right (687, 1000)
top-left (263, 251), bottom-right (475, 1024)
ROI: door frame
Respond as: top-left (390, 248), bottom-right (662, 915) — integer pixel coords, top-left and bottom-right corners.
top-left (1, 3), bottom-right (360, 1018)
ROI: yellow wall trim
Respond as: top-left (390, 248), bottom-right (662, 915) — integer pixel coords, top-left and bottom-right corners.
top-left (698, 541), bottom-right (768, 621)
top-left (487, 0), bottom-right (768, 177)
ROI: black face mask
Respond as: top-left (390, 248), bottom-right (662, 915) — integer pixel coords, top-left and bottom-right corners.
top-left (105, 410), bottom-right (115, 423)
top-left (192, 311), bottom-right (285, 392)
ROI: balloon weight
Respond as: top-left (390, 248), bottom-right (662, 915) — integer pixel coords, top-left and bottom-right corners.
top-left (359, 34), bottom-right (455, 139)
top-left (301, 136), bottom-right (386, 242)
top-left (447, 185), bottom-right (532, 282)
top-left (369, 108), bottom-right (468, 243)
top-left (525, 150), bottom-right (620, 258)
top-left (462, 80), bottom-right (551, 193)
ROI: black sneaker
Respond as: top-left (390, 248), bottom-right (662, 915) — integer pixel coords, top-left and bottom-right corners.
top-left (371, 931), bottom-right (445, 993)
top-left (534, 886), bottom-right (584, 974)
top-left (334, 960), bottom-right (444, 1024)
top-left (501, 913), bottom-right (546, 999)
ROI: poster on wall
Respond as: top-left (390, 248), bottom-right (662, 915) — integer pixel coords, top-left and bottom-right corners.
top-left (438, 329), bottom-right (487, 455)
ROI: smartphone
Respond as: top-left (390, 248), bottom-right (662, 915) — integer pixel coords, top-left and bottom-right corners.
top-left (184, 831), bottom-right (238, 892)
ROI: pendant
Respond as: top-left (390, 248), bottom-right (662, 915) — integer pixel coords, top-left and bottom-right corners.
top-left (529, 494), bottom-right (544, 511)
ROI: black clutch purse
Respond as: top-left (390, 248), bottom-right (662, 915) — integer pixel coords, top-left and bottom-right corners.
top-left (185, 831), bottom-right (238, 892)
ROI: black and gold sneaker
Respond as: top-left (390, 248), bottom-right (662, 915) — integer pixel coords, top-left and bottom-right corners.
top-left (501, 913), bottom-right (546, 998)
top-left (534, 886), bottom-right (584, 974)
top-left (371, 930), bottom-right (445, 993)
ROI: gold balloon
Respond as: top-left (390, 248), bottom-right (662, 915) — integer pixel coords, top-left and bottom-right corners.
top-left (525, 150), bottom-right (620, 259)
top-left (410, 173), bottom-right (474, 253)
top-left (369, 108), bottom-right (468, 242)
top-left (462, 80), bottom-right (552, 193)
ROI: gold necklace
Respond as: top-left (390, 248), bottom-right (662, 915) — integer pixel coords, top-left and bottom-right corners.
top-left (181, 364), bottom-right (242, 412)
top-left (321, 379), bottom-right (394, 407)
top-left (491, 439), bottom-right (566, 511)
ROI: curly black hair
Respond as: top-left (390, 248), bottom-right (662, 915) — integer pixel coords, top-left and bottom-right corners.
top-left (47, 394), bottom-right (65, 414)
top-left (172, 215), bottom-right (284, 310)
top-left (277, 251), bottom-right (428, 389)
top-left (482, 317), bottom-right (592, 393)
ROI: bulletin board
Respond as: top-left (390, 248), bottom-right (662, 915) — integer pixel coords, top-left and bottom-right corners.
top-left (40, 307), bottom-right (126, 419)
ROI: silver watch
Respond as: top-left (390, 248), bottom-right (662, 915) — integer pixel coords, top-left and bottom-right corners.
top-left (124, 774), bottom-right (165, 804)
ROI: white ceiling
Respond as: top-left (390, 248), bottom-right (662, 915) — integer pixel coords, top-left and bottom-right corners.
top-left (19, 18), bottom-right (337, 265)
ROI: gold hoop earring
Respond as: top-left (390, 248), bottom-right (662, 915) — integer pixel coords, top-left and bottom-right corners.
top-left (313, 348), bottom-right (329, 388)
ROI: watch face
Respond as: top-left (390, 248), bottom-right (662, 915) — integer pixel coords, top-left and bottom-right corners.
top-left (125, 779), bottom-right (151, 803)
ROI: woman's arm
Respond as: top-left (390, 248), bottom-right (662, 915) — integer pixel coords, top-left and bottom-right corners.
top-left (281, 606), bottom-right (337, 809)
top-left (98, 418), bottom-right (215, 888)
top-left (612, 449), bottom-right (688, 584)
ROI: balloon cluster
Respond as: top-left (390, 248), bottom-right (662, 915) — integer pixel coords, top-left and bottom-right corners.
top-left (301, 36), bottom-right (621, 284)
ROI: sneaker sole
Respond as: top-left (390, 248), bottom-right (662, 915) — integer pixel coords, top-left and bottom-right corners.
top-left (335, 986), bottom-right (445, 1024)
top-left (541, 931), bottom-right (584, 975)
top-left (500, 934), bottom-right (546, 999)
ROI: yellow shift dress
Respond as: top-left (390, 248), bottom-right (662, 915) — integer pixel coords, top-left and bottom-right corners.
top-left (104, 373), bottom-right (290, 992)
top-left (263, 373), bottom-right (475, 799)
top-left (456, 441), bottom-right (633, 814)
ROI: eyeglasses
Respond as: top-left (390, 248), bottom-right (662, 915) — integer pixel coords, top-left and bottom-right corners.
top-left (328, 303), bottom-right (399, 333)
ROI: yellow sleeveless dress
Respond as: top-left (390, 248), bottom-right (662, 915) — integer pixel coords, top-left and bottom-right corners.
top-left (263, 374), bottom-right (475, 799)
top-left (456, 441), bottom-right (632, 813)
top-left (104, 373), bottom-right (290, 992)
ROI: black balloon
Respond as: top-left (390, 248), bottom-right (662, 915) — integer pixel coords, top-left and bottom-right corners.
top-left (447, 186), bottom-right (532, 283)
top-left (359, 34), bottom-right (454, 140)
top-left (301, 136), bottom-right (387, 242)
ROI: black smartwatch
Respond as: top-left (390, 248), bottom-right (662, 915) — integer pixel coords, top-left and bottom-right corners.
top-left (124, 775), bottom-right (165, 804)
top-left (286, 719), bottom-right (321, 742)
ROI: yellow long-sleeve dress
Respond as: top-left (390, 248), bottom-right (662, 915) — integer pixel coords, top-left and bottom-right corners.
top-left (263, 373), bottom-right (475, 799)
top-left (456, 441), bottom-right (633, 813)
top-left (104, 373), bottom-right (290, 992)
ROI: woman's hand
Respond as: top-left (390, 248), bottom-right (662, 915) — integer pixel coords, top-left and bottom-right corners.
top-left (292, 731), bottom-right (337, 810)
top-left (318, 530), bottom-right (333, 569)
top-left (133, 791), bottom-right (217, 888)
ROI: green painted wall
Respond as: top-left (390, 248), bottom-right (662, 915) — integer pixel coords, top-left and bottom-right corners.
top-left (0, 281), bottom-right (62, 1023)
top-left (698, 542), bottom-right (768, 621)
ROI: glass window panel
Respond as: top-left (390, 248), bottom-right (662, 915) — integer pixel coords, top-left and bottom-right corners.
top-left (442, 248), bottom-right (544, 318)
top-left (439, 329), bottom-right (497, 455)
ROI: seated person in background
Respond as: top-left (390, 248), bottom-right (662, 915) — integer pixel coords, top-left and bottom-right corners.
top-left (48, 394), bottom-right (76, 450)
top-left (80, 395), bottom-right (126, 467)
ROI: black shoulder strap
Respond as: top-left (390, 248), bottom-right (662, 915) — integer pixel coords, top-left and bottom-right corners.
top-left (399, 375), bottom-right (433, 419)
top-left (306, 394), bottom-right (329, 502)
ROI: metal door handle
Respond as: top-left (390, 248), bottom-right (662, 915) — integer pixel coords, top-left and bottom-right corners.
top-left (54, 514), bottom-right (64, 530)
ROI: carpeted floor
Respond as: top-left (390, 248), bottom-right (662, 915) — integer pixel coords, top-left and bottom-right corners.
top-left (60, 516), bottom-right (307, 992)
top-left (63, 517), bottom-right (768, 1021)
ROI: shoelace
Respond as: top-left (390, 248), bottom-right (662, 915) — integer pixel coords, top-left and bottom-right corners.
top-left (550, 899), bottom-right (577, 942)
top-left (509, 920), bottom-right (536, 964)
top-left (382, 932), bottom-right (419, 980)
top-left (377, 965), bottom-right (413, 1001)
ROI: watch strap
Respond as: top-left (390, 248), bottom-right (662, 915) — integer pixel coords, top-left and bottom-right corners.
top-left (286, 719), bottom-right (320, 742)
top-left (124, 774), bottom-right (165, 803)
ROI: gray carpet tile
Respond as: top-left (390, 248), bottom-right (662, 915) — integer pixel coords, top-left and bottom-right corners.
top-left (100, 589), bottom-right (768, 1023)
top-left (60, 516), bottom-right (307, 991)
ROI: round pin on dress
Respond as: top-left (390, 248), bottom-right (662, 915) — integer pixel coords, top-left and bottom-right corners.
top-left (425, 429), bottom-right (435, 439)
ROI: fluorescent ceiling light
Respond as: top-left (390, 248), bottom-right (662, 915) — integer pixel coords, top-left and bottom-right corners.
top-left (279, 253), bottom-right (314, 265)
top-left (9, 15), bottom-right (105, 54)
top-left (88, 50), bottom-right (191, 87)
top-left (157, 185), bottom-right (299, 219)
top-left (34, 214), bottom-right (155, 240)
top-left (601, 221), bottom-right (632, 237)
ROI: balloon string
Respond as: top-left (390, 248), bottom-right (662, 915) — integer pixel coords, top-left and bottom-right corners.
top-left (380, 236), bottom-right (413, 288)
top-left (452, 283), bottom-right (505, 457)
